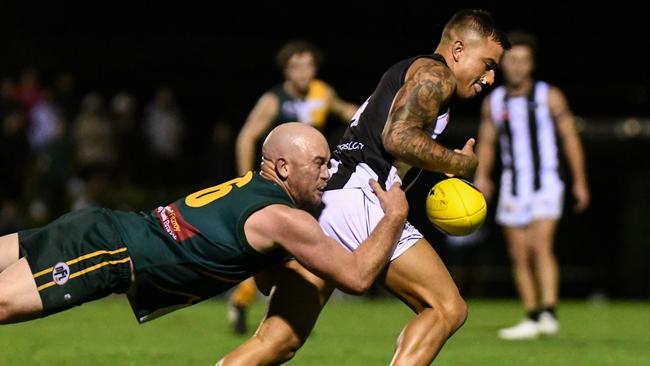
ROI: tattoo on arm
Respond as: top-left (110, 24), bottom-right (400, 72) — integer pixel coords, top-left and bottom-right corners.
top-left (384, 62), bottom-right (475, 177)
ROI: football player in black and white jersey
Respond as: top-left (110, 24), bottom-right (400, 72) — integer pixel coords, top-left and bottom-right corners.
top-left (219, 9), bottom-right (510, 366)
top-left (474, 31), bottom-right (589, 340)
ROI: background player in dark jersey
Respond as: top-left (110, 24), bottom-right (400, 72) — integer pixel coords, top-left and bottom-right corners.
top-left (474, 31), bottom-right (590, 339)
top-left (219, 9), bottom-right (510, 366)
top-left (0, 123), bottom-right (408, 351)
top-left (230, 40), bottom-right (359, 334)
top-left (236, 40), bottom-right (358, 174)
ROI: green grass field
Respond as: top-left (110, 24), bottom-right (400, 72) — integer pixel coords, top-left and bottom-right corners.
top-left (1, 297), bottom-right (648, 365)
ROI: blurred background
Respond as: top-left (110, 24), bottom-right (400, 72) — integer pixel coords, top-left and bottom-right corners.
top-left (0, 1), bottom-right (648, 301)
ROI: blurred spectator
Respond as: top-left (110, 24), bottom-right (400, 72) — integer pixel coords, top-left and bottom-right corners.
top-left (28, 118), bottom-right (71, 222)
top-left (203, 120), bottom-right (236, 184)
top-left (110, 92), bottom-right (140, 185)
top-left (0, 109), bottom-right (30, 235)
top-left (0, 111), bottom-right (30, 202)
top-left (142, 85), bottom-right (185, 185)
top-left (25, 87), bottom-right (69, 221)
top-left (0, 200), bottom-right (26, 235)
top-left (15, 68), bottom-right (42, 112)
top-left (28, 88), bottom-right (63, 152)
top-left (0, 78), bottom-right (20, 117)
top-left (71, 93), bottom-right (117, 209)
top-left (53, 72), bottom-right (80, 124)
top-left (0, 79), bottom-right (27, 230)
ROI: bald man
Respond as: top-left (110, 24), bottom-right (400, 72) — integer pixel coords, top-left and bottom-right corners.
top-left (220, 9), bottom-right (510, 366)
top-left (0, 123), bottom-right (407, 333)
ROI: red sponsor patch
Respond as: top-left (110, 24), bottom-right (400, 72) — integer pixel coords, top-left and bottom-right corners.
top-left (155, 203), bottom-right (199, 241)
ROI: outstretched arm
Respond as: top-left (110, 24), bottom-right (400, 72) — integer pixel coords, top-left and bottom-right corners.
top-left (245, 180), bottom-right (407, 294)
top-left (382, 58), bottom-right (478, 179)
top-left (235, 93), bottom-right (279, 175)
top-left (548, 86), bottom-right (590, 212)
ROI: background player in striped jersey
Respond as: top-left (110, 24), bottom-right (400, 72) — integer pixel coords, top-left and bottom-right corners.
top-left (230, 40), bottom-right (359, 334)
top-left (474, 31), bottom-right (590, 339)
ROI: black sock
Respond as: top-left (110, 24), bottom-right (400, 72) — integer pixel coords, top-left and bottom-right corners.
top-left (541, 305), bottom-right (557, 319)
top-left (527, 310), bottom-right (540, 321)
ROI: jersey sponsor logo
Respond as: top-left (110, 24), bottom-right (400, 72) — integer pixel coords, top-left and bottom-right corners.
top-left (52, 262), bottom-right (70, 285)
top-left (157, 206), bottom-right (178, 240)
top-left (156, 203), bottom-right (199, 242)
top-left (337, 141), bottom-right (365, 151)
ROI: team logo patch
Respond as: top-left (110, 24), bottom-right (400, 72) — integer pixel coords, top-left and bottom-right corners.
top-left (52, 262), bottom-right (70, 285)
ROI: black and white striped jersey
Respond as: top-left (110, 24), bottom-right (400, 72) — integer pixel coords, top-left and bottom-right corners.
top-left (489, 81), bottom-right (563, 196)
top-left (327, 54), bottom-right (451, 191)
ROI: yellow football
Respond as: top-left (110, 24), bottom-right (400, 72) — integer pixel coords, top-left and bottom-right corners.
top-left (425, 178), bottom-right (487, 236)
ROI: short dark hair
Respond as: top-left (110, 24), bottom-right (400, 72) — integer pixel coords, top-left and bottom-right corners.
top-left (275, 40), bottom-right (323, 70)
top-left (443, 9), bottom-right (511, 50)
top-left (507, 31), bottom-right (538, 57)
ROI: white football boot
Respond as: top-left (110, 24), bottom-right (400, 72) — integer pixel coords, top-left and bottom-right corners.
top-left (537, 311), bottom-right (559, 336)
top-left (497, 318), bottom-right (540, 340)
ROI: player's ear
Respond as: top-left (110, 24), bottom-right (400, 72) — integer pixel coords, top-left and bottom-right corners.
top-left (452, 40), bottom-right (464, 62)
top-left (276, 158), bottom-right (289, 180)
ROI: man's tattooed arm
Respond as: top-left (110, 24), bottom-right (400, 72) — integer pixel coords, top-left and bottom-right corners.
top-left (382, 59), bottom-right (477, 178)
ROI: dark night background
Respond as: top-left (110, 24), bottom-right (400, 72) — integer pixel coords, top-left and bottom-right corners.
top-left (2, 2), bottom-right (649, 122)
top-left (1, 2), bottom-right (648, 298)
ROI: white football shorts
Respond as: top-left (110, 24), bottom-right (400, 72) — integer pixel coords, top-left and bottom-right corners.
top-left (496, 169), bottom-right (565, 227)
top-left (318, 187), bottom-right (422, 261)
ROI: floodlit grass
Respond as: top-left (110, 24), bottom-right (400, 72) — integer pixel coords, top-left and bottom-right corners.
top-left (1, 297), bottom-right (648, 365)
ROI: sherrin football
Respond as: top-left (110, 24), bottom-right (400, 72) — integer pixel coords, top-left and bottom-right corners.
top-left (425, 178), bottom-right (487, 236)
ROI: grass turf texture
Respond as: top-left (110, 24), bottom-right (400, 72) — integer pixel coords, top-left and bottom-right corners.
top-left (1, 298), bottom-right (648, 365)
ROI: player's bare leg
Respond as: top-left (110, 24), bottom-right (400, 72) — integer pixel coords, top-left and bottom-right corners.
top-left (217, 260), bottom-right (333, 366)
top-left (498, 226), bottom-right (559, 340)
top-left (503, 226), bottom-right (537, 312)
top-left (0, 233), bottom-right (20, 271)
top-left (380, 239), bottom-right (467, 366)
top-left (0, 257), bottom-right (43, 323)
top-left (529, 218), bottom-right (560, 335)
top-left (219, 240), bottom-right (466, 366)
top-left (529, 218), bottom-right (559, 307)
top-left (0, 234), bottom-right (44, 323)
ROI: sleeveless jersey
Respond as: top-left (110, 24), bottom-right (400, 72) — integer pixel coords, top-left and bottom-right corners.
top-left (110, 171), bottom-right (294, 322)
top-left (488, 81), bottom-right (562, 196)
top-left (270, 79), bottom-right (331, 130)
top-left (327, 54), bottom-right (451, 191)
